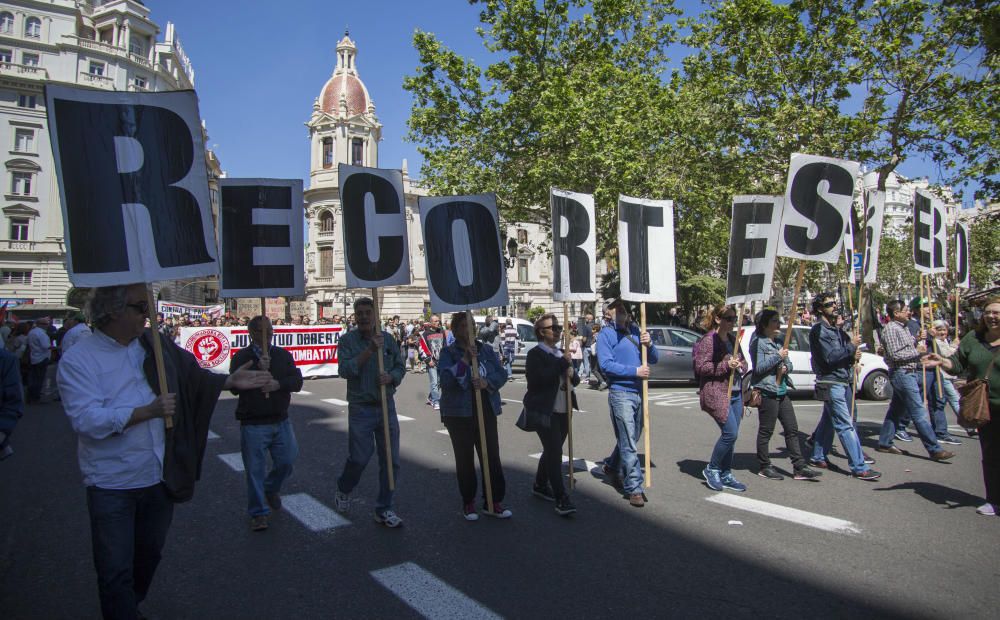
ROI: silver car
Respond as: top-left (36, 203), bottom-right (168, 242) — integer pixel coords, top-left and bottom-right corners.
top-left (646, 325), bottom-right (702, 382)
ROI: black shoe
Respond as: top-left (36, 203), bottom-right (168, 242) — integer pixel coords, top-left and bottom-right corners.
top-left (793, 467), bottom-right (822, 480)
top-left (757, 466), bottom-right (784, 481)
top-left (532, 483), bottom-right (556, 502)
top-left (555, 496), bottom-right (577, 516)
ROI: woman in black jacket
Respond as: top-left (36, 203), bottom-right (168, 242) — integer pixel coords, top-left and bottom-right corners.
top-left (524, 313), bottom-right (580, 516)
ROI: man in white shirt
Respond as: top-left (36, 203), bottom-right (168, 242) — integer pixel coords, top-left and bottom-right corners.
top-left (25, 317), bottom-right (52, 403)
top-left (60, 312), bottom-right (92, 356)
top-left (58, 284), bottom-right (271, 620)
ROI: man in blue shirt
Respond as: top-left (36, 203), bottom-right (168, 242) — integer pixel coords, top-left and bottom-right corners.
top-left (333, 297), bottom-right (407, 528)
top-left (597, 299), bottom-right (658, 507)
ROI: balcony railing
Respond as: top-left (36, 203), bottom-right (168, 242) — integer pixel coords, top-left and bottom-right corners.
top-left (63, 35), bottom-right (155, 70)
top-left (80, 71), bottom-right (114, 88)
top-left (0, 62), bottom-right (48, 79)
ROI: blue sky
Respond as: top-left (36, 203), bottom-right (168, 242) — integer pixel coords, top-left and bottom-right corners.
top-left (145, 0), bottom-right (973, 204)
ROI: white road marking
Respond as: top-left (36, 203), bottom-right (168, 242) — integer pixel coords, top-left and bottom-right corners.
top-left (282, 493), bottom-right (351, 531)
top-left (217, 452), bottom-right (245, 472)
top-left (705, 494), bottom-right (861, 535)
top-left (370, 562), bottom-right (502, 620)
top-left (297, 390), bottom-right (312, 396)
top-left (397, 415), bottom-right (414, 422)
top-left (207, 430), bottom-right (220, 440)
top-left (322, 398), bottom-right (350, 407)
top-left (436, 429), bottom-right (450, 435)
top-left (502, 398), bottom-right (523, 404)
top-left (529, 452), bottom-right (600, 473)
top-left (654, 397), bottom-right (700, 407)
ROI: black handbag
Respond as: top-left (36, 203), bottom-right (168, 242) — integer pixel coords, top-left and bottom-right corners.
top-left (515, 407), bottom-right (549, 432)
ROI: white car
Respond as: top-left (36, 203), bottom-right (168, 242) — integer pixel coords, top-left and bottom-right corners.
top-left (739, 325), bottom-right (891, 401)
top-left (473, 316), bottom-right (537, 371)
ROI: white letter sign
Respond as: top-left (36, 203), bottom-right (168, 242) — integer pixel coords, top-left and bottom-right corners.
top-left (339, 164), bottom-right (410, 289)
top-left (955, 221), bottom-right (971, 289)
top-left (726, 196), bottom-right (781, 304)
top-left (777, 153), bottom-right (860, 264)
top-left (862, 189), bottom-right (885, 284)
top-left (617, 195), bottom-right (677, 303)
top-left (551, 188), bottom-right (596, 302)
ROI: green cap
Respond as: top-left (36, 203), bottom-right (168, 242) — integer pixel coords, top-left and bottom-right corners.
top-left (909, 297), bottom-right (928, 310)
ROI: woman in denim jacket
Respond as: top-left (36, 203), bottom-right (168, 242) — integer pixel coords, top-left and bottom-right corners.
top-left (750, 309), bottom-right (821, 482)
top-left (438, 311), bottom-right (511, 521)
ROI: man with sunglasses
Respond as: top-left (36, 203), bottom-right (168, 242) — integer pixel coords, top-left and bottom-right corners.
top-left (597, 298), bottom-right (659, 506)
top-left (807, 292), bottom-right (882, 480)
top-left (58, 284), bottom-right (273, 620)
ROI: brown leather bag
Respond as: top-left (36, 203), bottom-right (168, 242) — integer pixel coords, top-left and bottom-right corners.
top-left (956, 349), bottom-right (1000, 429)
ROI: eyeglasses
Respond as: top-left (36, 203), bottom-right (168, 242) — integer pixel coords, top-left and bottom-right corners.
top-left (822, 301), bottom-right (838, 308)
top-left (543, 324), bottom-right (563, 332)
top-left (126, 300), bottom-right (149, 315)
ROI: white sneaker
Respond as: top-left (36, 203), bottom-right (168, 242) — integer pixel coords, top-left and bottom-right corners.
top-left (374, 510), bottom-right (403, 528)
top-left (334, 490), bottom-right (350, 513)
top-left (976, 502), bottom-right (997, 516)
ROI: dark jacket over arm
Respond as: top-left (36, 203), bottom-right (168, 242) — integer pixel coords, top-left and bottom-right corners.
top-left (523, 346), bottom-right (580, 414)
top-left (229, 345), bottom-right (303, 424)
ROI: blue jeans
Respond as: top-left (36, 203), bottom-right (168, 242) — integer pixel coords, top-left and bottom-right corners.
top-left (879, 370), bottom-right (944, 455)
top-left (427, 365), bottom-right (440, 404)
top-left (337, 400), bottom-right (400, 513)
top-left (86, 483), bottom-right (174, 620)
top-left (580, 353), bottom-right (591, 379)
top-left (709, 393), bottom-right (743, 474)
top-left (605, 390), bottom-right (644, 494)
top-left (812, 383), bottom-right (869, 473)
top-left (940, 376), bottom-right (961, 420)
top-left (240, 420), bottom-right (299, 517)
top-left (502, 348), bottom-right (515, 379)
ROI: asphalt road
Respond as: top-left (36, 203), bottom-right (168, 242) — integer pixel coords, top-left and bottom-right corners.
top-left (1, 372), bottom-right (997, 619)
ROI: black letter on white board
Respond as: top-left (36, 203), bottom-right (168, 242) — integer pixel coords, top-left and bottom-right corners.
top-left (784, 163), bottom-right (853, 257)
top-left (424, 201), bottom-right (502, 305)
top-left (619, 202), bottom-right (663, 295)
top-left (552, 195), bottom-right (593, 295)
top-left (341, 172), bottom-right (405, 281)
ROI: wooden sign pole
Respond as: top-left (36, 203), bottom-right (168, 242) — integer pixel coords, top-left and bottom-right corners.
top-left (926, 276), bottom-right (944, 398)
top-left (371, 288), bottom-right (394, 490)
top-left (727, 302), bottom-right (747, 394)
top-left (641, 301), bottom-right (651, 488)
top-left (563, 303), bottom-right (575, 489)
top-left (259, 296), bottom-right (271, 399)
top-left (466, 310), bottom-right (494, 511)
top-left (146, 285), bottom-right (172, 430)
top-left (919, 275), bottom-right (928, 407)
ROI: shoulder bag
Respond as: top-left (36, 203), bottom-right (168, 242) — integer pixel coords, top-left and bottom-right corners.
top-left (956, 346), bottom-right (1000, 429)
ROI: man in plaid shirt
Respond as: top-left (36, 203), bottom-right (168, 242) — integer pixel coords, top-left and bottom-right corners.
top-left (876, 299), bottom-right (955, 461)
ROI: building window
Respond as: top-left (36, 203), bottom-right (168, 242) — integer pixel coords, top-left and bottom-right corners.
top-left (0, 49), bottom-right (11, 64)
top-left (322, 137), bottom-right (333, 169)
top-left (17, 94), bottom-right (37, 108)
top-left (518, 258), bottom-right (528, 283)
top-left (9, 217), bottom-right (28, 241)
top-left (319, 211), bottom-right (334, 233)
top-left (0, 12), bottom-right (14, 35)
top-left (1, 270), bottom-right (31, 284)
top-left (24, 17), bottom-right (41, 39)
top-left (516, 228), bottom-right (528, 244)
top-left (11, 172), bottom-right (32, 196)
top-left (21, 53), bottom-right (39, 67)
top-left (89, 61), bottom-right (105, 76)
top-left (132, 76), bottom-right (147, 90)
top-left (128, 38), bottom-right (144, 56)
top-left (14, 128), bottom-right (34, 153)
top-left (351, 138), bottom-right (363, 166)
top-left (318, 246), bottom-right (333, 277)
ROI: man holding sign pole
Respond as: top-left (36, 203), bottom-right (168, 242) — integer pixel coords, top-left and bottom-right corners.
top-left (333, 298), bottom-right (406, 528)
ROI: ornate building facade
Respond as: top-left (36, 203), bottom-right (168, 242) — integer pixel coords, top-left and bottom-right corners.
top-left (304, 34), bottom-right (572, 320)
top-left (0, 0), bottom-right (219, 309)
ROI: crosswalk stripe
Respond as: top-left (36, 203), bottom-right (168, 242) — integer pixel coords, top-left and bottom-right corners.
top-left (322, 398), bottom-right (349, 407)
top-left (705, 493), bottom-right (861, 535)
top-left (297, 390), bottom-right (312, 396)
top-left (371, 562), bottom-right (502, 620)
top-left (282, 493), bottom-right (351, 531)
top-left (217, 452), bottom-right (244, 472)
top-left (436, 429), bottom-right (450, 435)
top-left (529, 452), bottom-right (600, 473)
top-left (207, 430), bottom-right (220, 440)
top-left (397, 415), bottom-right (414, 421)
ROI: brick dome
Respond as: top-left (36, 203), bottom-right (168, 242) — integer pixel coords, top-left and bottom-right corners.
top-left (319, 73), bottom-right (369, 117)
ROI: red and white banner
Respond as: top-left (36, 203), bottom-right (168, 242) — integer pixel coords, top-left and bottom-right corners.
top-left (179, 325), bottom-right (342, 378)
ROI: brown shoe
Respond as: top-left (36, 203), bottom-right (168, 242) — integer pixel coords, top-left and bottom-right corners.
top-left (930, 450), bottom-right (955, 461)
top-left (876, 446), bottom-right (903, 455)
top-left (266, 492), bottom-right (282, 510)
top-left (250, 515), bottom-right (269, 531)
top-left (629, 493), bottom-right (645, 507)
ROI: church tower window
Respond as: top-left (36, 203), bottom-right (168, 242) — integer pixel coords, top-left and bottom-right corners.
top-left (351, 138), bottom-right (364, 166)
top-left (322, 137), bottom-right (333, 169)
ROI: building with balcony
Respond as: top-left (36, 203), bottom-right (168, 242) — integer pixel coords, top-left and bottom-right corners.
top-left (0, 0), bottom-right (217, 310)
top-left (304, 33), bottom-right (572, 321)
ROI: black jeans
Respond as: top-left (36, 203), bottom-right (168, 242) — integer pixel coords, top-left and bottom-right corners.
top-left (442, 413), bottom-right (506, 506)
top-left (535, 411), bottom-right (569, 497)
top-left (756, 393), bottom-right (806, 470)
top-left (86, 483), bottom-right (174, 620)
top-left (26, 359), bottom-right (47, 402)
top-left (980, 416), bottom-right (1000, 506)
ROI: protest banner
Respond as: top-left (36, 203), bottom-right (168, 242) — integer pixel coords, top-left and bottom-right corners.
top-left (419, 193), bottom-right (509, 510)
top-left (913, 189), bottom-right (948, 275)
top-left (46, 86), bottom-right (221, 428)
top-left (156, 301), bottom-right (225, 321)
top-left (777, 154), bottom-right (860, 349)
top-left (180, 325), bottom-right (341, 378)
top-left (861, 190), bottom-right (885, 285)
top-left (618, 195), bottom-right (677, 487)
top-left (955, 221), bottom-right (971, 330)
top-left (550, 187), bottom-right (598, 488)
top-left (219, 179), bottom-right (305, 298)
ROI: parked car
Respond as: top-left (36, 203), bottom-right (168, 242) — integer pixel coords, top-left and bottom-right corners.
top-left (473, 316), bottom-right (537, 372)
top-left (738, 325), bottom-right (891, 401)
top-left (645, 325), bottom-right (702, 383)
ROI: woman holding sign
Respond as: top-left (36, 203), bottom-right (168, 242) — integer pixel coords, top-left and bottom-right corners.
top-left (524, 313), bottom-right (579, 516)
top-left (693, 305), bottom-right (749, 492)
top-left (438, 312), bottom-right (511, 521)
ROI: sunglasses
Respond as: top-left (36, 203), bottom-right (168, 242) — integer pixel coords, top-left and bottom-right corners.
top-left (126, 300), bottom-right (149, 315)
top-left (543, 324), bottom-right (563, 332)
